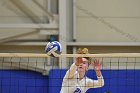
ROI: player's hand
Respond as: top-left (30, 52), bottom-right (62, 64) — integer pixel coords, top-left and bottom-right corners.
top-left (75, 57), bottom-right (83, 66)
top-left (92, 59), bottom-right (102, 71)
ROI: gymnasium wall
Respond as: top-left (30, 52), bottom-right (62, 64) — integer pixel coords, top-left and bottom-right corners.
top-left (0, 0), bottom-right (49, 41)
top-left (0, 0), bottom-right (48, 23)
top-left (1, 69), bottom-right (139, 93)
top-left (1, 0), bottom-right (140, 43)
top-left (49, 69), bottom-right (140, 93)
top-left (0, 70), bottom-right (48, 93)
top-left (76, 0), bottom-right (140, 42)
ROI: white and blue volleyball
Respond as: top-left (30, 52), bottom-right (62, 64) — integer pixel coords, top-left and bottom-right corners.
top-left (45, 41), bottom-right (62, 57)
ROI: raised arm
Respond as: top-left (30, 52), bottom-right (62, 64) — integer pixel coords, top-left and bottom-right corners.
top-left (87, 75), bottom-right (104, 88)
top-left (87, 59), bottom-right (104, 88)
top-left (93, 59), bottom-right (102, 77)
top-left (63, 62), bottom-right (77, 79)
top-left (63, 57), bottom-right (83, 79)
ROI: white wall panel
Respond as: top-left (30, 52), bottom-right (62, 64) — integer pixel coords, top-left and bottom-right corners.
top-left (76, 0), bottom-right (140, 42)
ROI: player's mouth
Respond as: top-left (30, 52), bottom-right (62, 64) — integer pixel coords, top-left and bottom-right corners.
top-left (78, 67), bottom-right (83, 69)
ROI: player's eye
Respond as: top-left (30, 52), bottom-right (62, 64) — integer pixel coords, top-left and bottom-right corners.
top-left (83, 62), bottom-right (86, 64)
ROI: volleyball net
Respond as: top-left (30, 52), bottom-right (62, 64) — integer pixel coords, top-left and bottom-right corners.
top-left (0, 53), bottom-right (140, 93)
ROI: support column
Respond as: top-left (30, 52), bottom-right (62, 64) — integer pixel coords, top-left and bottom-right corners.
top-left (59, 0), bottom-right (68, 68)
top-left (73, 0), bottom-right (77, 41)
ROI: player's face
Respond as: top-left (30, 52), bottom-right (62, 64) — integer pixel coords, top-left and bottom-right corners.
top-left (77, 58), bottom-right (89, 72)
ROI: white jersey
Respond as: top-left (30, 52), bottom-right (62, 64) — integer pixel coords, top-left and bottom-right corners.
top-left (60, 63), bottom-right (104, 93)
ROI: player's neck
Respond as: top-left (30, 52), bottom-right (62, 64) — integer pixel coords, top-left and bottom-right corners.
top-left (79, 71), bottom-right (86, 80)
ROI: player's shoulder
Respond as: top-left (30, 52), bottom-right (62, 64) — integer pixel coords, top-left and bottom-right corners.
top-left (85, 76), bottom-right (94, 82)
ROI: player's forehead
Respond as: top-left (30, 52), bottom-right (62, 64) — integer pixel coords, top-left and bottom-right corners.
top-left (82, 58), bottom-right (88, 62)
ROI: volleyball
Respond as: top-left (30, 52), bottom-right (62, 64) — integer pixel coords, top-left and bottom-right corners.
top-left (45, 41), bottom-right (62, 57)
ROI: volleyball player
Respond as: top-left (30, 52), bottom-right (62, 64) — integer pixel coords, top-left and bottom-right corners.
top-left (60, 48), bottom-right (104, 93)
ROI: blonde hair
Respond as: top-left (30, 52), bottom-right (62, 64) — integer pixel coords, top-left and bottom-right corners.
top-left (77, 48), bottom-right (91, 65)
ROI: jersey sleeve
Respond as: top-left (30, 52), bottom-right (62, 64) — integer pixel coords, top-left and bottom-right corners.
top-left (86, 75), bottom-right (104, 88)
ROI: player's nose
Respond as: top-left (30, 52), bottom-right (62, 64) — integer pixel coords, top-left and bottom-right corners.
top-left (79, 63), bottom-right (83, 66)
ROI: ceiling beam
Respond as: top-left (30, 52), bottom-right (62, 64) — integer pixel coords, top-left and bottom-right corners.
top-left (0, 23), bottom-right (58, 29)
top-left (32, 0), bottom-right (54, 21)
top-left (10, 0), bottom-right (42, 23)
top-left (0, 31), bottom-right (39, 44)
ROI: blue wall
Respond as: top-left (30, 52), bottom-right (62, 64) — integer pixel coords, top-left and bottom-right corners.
top-left (0, 70), bottom-right (48, 93)
top-left (0, 69), bottom-right (140, 93)
top-left (49, 69), bottom-right (140, 93)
